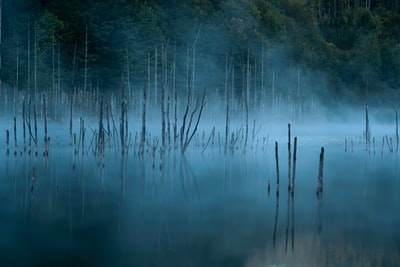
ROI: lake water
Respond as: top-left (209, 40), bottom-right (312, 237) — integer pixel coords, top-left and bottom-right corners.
top-left (1, 121), bottom-right (399, 267)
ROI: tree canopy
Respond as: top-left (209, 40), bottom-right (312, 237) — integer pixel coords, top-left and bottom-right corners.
top-left (1, 0), bottom-right (399, 103)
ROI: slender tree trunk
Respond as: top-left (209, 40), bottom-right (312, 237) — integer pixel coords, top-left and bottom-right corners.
top-left (52, 30), bottom-right (55, 95)
top-left (167, 93), bottom-right (171, 148)
top-left (70, 94), bottom-right (73, 145)
top-left (84, 25), bottom-right (88, 91)
top-left (317, 147), bottom-right (324, 197)
top-left (291, 137), bottom-right (297, 195)
top-left (22, 99), bottom-right (26, 151)
top-left (147, 52), bottom-right (151, 102)
top-left (0, 0), bottom-right (2, 91)
top-left (244, 50), bottom-right (250, 153)
top-left (13, 116), bottom-right (17, 156)
top-left (180, 46), bottom-right (192, 150)
top-left (126, 47), bottom-right (131, 107)
top-left (161, 45), bottom-right (166, 149)
top-left (173, 44), bottom-right (178, 148)
top-left (43, 94), bottom-right (48, 156)
top-left (14, 37), bottom-right (18, 116)
top-left (154, 46), bottom-right (158, 106)
top-left (224, 52), bottom-right (229, 154)
top-left (261, 47), bottom-right (264, 110)
top-left (120, 89), bottom-right (127, 155)
top-left (288, 123), bottom-right (291, 191)
top-left (139, 72), bottom-right (147, 155)
top-left (72, 41), bottom-right (77, 88)
top-left (396, 109), bottom-right (399, 152)
top-left (27, 26), bottom-right (30, 92)
top-left (34, 24), bottom-right (37, 99)
top-left (365, 104), bottom-right (370, 152)
top-left (34, 99), bottom-right (38, 156)
top-left (231, 60), bottom-right (235, 110)
top-left (275, 141), bottom-right (280, 196)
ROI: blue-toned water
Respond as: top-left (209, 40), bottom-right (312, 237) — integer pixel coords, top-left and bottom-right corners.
top-left (1, 120), bottom-right (399, 267)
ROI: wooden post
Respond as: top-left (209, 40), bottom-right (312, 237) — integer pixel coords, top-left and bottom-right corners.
top-left (139, 72), bottom-right (147, 155)
top-left (22, 98), bottom-right (26, 151)
top-left (275, 141), bottom-right (280, 196)
top-left (291, 137), bottom-right (297, 195)
top-left (69, 94), bottom-right (73, 145)
top-left (6, 129), bottom-right (9, 155)
top-left (161, 44), bottom-right (166, 150)
top-left (173, 44), bottom-right (178, 149)
top-left (43, 94), bottom-right (48, 156)
top-left (224, 53), bottom-right (229, 154)
top-left (288, 123), bottom-right (291, 191)
top-left (365, 104), bottom-right (370, 152)
top-left (13, 116), bottom-right (17, 156)
top-left (395, 109), bottom-right (399, 152)
top-left (81, 117), bottom-right (85, 155)
top-left (98, 99), bottom-right (104, 155)
top-left (317, 147), bottom-right (324, 197)
top-left (34, 100), bottom-right (38, 156)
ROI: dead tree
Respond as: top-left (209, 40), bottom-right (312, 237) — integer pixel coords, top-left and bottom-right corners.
top-left (120, 89), bottom-right (128, 155)
top-left (275, 141), bottom-right (280, 196)
top-left (139, 72), bottom-right (147, 155)
top-left (181, 90), bottom-right (206, 154)
top-left (395, 109), bottom-right (399, 152)
top-left (365, 104), bottom-right (370, 152)
top-left (317, 147), bottom-right (324, 197)
top-left (43, 94), bottom-right (49, 156)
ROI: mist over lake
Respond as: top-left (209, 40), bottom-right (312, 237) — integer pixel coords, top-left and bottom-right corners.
top-left (1, 1), bottom-right (400, 266)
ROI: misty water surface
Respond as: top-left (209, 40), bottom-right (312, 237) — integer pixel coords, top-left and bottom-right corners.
top-left (0, 119), bottom-right (399, 267)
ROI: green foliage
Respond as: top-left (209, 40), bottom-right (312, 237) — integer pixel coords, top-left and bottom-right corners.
top-left (0, 0), bottom-right (399, 99)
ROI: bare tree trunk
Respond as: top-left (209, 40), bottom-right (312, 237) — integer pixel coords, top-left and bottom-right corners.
top-left (34, 99), bottom-right (38, 156)
top-left (52, 30), bottom-right (55, 96)
top-left (6, 129), bottom-right (9, 155)
top-left (126, 47), bottom-right (131, 108)
top-left (98, 99), bottom-right (104, 155)
top-left (261, 47), bottom-right (264, 110)
top-left (180, 46), bottom-right (192, 150)
top-left (224, 52), bottom-right (229, 154)
top-left (317, 147), bottom-right (324, 197)
top-left (275, 141), bottom-right (280, 196)
top-left (16, 37), bottom-right (19, 101)
top-left (43, 94), bottom-right (49, 156)
top-left (27, 26), bottom-right (30, 92)
top-left (34, 24), bottom-right (37, 99)
top-left (22, 99), bottom-right (26, 151)
top-left (154, 46), bottom-right (158, 106)
top-left (365, 104), bottom-right (370, 152)
top-left (231, 61), bottom-right (234, 112)
top-left (120, 89), bottom-right (127, 155)
top-left (181, 90), bottom-right (206, 154)
top-left (70, 95), bottom-right (73, 145)
top-left (167, 92), bottom-right (171, 148)
top-left (161, 44), bottom-right (166, 149)
top-left (173, 44), bottom-right (178, 149)
top-left (244, 50), bottom-right (250, 153)
top-left (291, 137), bottom-right (297, 195)
top-left (0, 0), bottom-right (2, 90)
top-left (84, 25), bottom-right (88, 91)
top-left (139, 72), bottom-right (147, 155)
top-left (395, 109), bottom-right (399, 152)
top-left (72, 41), bottom-right (77, 88)
top-left (288, 123), bottom-right (291, 191)
top-left (13, 116), bottom-right (17, 156)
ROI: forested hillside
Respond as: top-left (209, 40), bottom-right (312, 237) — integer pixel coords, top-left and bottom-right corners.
top-left (1, 0), bottom-right (399, 104)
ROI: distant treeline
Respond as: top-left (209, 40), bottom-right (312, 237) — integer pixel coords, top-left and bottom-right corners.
top-left (1, 0), bottom-right (399, 103)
